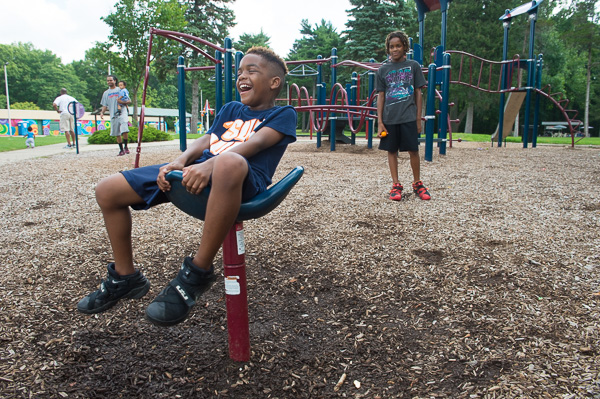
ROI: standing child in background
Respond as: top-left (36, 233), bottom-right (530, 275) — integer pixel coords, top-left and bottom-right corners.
top-left (77, 47), bottom-right (297, 327)
top-left (115, 81), bottom-right (130, 117)
top-left (376, 30), bottom-right (430, 201)
top-left (25, 126), bottom-right (35, 149)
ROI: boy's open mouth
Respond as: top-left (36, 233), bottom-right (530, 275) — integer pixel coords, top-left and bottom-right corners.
top-left (239, 83), bottom-right (252, 93)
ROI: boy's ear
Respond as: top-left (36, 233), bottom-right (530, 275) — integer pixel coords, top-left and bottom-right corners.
top-left (270, 76), bottom-right (282, 91)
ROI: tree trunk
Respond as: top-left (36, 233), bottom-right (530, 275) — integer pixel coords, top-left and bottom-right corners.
top-left (131, 88), bottom-right (139, 127)
top-left (584, 45), bottom-right (591, 137)
top-left (465, 102), bottom-right (474, 133)
top-left (191, 76), bottom-right (200, 135)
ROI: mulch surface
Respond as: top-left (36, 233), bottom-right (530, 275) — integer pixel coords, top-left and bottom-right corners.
top-left (0, 140), bottom-right (599, 398)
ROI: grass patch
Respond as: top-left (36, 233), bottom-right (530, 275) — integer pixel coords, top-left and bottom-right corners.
top-left (0, 135), bottom-right (69, 152)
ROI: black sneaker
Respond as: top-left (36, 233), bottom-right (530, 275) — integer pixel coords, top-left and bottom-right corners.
top-left (146, 257), bottom-right (216, 327)
top-left (77, 263), bottom-right (150, 314)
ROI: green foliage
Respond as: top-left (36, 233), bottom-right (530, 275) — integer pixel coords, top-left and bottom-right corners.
top-left (70, 45), bottom-right (113, 112)
top-left (235, 30), bottom-right (271, 54)
top-left (101, 0), bottom-right (188, 124)
top-left (288, 19), bottom-right (343, 61)
top-left (11, 102), bottom-right (40, 110)
top-left (0, 42), bottom-right (89, 110)
top-left (343, 0), bottom-right (417, 62)
top-left (88, 126), bottom-right (171, 144)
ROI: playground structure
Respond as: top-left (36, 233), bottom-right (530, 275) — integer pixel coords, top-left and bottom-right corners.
top-left (128, 0), bottom-right (586, 364)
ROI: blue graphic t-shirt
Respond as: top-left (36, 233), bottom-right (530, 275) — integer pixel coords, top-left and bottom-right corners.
top-left (193, 101), bottom-right (297, 189)
top-left (375, 59), bottom-right (426, 124)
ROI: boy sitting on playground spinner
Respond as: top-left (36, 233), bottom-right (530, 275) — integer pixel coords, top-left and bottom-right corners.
top-left (376, 30), bottom-right (430, 201)
top-left (77, 47), bottom-right (297, 326)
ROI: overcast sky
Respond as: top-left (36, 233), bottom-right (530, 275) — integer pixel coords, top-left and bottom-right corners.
top-left (0, 0), bottom-right (352, 64)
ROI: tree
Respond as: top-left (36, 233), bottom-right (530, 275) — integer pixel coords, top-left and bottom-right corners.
top-left (71, 44), bottom-right (113, 111)
top-left (288, 19), bottom-right (343, 61)
top-left (101, 0), bottom-right (187, 125)
top-left (235, 30), bottom-right (271, 54)
top-left (0, 42), bottom-right (89, 110)
top-left (182, 0), bottom-right (235, 134)
top-left (555, 0), bottom-right (599, 136)
top-left (343, 0), bottom-right (416, 62)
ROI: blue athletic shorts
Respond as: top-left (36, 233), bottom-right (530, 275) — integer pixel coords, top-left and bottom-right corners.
top-left (378, 121), bottom-right (419, 153)
top-left (121, 160), bottom-right (264, 211)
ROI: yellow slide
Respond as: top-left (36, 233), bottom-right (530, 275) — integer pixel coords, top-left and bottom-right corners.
top-left (492, 91), bottom-right (527, 141)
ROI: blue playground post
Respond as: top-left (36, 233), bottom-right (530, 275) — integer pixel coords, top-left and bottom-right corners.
top-left (532, 54), bottom-right (543, 147)
top-left (438, 53), bottom-right (451, 155)
top-left (316, 55), bottom-right (323, 149)
top-left (522, 6), bottom-right (539, 148)
top-left (424, 64), bottom-right (437, 162)
top-left (367, 58), bottom-right (375, 149)
top-left (177, 55), bottom-right (187, 152)
top-left (497, 11), bottom-right (512, 147)
top-left (351, 71), bottom-right (358, 146)
top-left (330, 47), bottom-right (338, 152)
top-left (70, 101), bottom-right (80, 154)
top-left (224, 38), bottom-right (233, 104)
top-left (235, 51), bottom-right (243, 102)
top-left (215, 50), bottom-right (223, 114)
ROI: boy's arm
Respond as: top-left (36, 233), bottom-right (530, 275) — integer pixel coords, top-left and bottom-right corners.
top-left (376, 91), bottom-right (387, 137)
top-left (157, 134), bottom-right (211, 191)
top-left (175, 128), bottom-right (285, 195)
top-left (415, 88), bottom-right (423, 133)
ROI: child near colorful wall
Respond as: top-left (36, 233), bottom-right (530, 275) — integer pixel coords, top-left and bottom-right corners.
top-left (25, 126), bottom-right (35, 149)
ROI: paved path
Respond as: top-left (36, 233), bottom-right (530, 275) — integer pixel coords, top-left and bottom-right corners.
top-left (0, 137), bottom-right (186, 165)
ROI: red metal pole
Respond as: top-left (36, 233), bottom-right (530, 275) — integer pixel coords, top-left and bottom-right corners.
top-left (222, 222), bottom-right (250, 362)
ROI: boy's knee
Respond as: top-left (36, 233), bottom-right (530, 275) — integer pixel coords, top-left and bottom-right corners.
top-left (212, 153), bottom-right (248, 184)
top-left (95, 175), bottom-right (123, 208)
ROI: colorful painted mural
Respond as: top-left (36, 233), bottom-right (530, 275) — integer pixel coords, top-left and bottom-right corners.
top-left (0, 119), bottom-right (165, 136)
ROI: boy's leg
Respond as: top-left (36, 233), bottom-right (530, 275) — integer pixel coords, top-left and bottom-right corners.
top-left (95, 173), bottom-right (145, 275)
top-left (387, 151), bottom-right (399, 184)
top-left (408, 150), bottom-right (420, 182)
top-left (192, 152), bottom-right (247, 270)
top-left (77, 173), bottom-right (149, 314)
top-left (146, 152), bottom-right (247, 326)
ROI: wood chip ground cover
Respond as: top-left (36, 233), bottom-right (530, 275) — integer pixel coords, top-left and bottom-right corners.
top-left (0, 141), bottom-right (598, 398)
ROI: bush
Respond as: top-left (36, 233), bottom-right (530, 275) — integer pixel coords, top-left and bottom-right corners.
top-left (88, 126), bottom-right (173, 144)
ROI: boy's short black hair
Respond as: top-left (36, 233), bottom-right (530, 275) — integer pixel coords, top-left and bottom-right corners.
top-left (119, 80), bottom-right (127, 86)
top-left (247, 46), bottom-right (288, 78)
top-left (27, 126), bottom-right (33, 132)
top-left (246, 46), bottom-right (288, 96)
top-left (385, 31), bottom-right (410, 54)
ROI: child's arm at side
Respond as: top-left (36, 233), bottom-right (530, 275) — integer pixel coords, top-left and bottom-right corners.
top-left (376, 91), bottom-right (387, 137)
top-left (414, 88), bottom-right (423, 133)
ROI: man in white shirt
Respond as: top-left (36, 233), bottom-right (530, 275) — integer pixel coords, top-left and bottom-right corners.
top-left (53, 88), bottom-right (77, 149)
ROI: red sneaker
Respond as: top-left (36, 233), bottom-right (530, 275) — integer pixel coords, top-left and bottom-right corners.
top-left (412, 180), bottom-right (431, 200)
top-left (389, 183), bottom-right (403, 201)
top-left (125, 148), bottom-right (130, 154)
top-left (117, 150), bottom-right (126, 156)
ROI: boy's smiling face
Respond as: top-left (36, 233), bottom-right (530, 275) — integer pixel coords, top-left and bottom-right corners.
top-left (388, 37), bottom-right (406, 62)
top-left (237, 53), bottom-right (280, 110)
